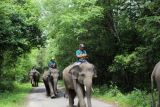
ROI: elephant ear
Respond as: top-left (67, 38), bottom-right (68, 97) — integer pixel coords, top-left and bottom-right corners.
top-left (69, 65), bottom-right (81, 79)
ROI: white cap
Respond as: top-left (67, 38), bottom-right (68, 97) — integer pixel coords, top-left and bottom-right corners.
top-left (79, 44), bottom-right (85, 48)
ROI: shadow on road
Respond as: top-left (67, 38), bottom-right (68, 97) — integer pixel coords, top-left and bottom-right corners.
top-left (26, 84), bottom-right (115, 107)
top-left (30, 87), bottom-right (45, 94)
top-left (30, 85), bottom-right (66, 99)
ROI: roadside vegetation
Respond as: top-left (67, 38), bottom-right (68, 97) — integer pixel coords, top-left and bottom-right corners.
top-left (93, 85), bottom-right (154, 107)
top-left (0, 83), bottom-right (31, 107)
top-left (1, 0), bottom-right (160, 106)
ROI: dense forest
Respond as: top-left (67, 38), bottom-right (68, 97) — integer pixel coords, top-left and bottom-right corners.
top-left (1, 0), bottom-right (160, 95)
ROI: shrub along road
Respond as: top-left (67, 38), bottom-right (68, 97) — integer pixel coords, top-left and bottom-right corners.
top-left (26, 84), bottom-right (115, 107)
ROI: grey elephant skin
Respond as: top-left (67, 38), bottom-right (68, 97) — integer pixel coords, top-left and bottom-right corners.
top-left (29, 70), bottom-right (40, 87)
top-left (151, 62), bottom-right (160, 107)
top-left (63, 62), bottom-right (97, 107)
top-left (43, 68), bottom-right (59, 98)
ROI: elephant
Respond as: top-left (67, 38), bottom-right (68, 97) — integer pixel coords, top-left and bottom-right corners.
top-left (63, 62), bottom-right (97, 107)
top-left (43, 68), bottom-right (59, 98)
top-left (29, 69), bottom-right (40, 87)
top-left (151, 62), bottom-right (160, 107)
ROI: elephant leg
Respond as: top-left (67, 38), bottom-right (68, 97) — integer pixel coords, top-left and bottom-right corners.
top-left (43, 79), bottom-right (50, 96)
top-left (37, 81), bottom-right (39, 87)
top-left (34, 80), bottom-right (36, 87)
top-left (33, 78), bottom-right (36, 87)
top-left (64, 90), bottom-right (69, 98)
top-left (36, 80), bottom-right (38, 87)
top-left (37, 78), bottom-right (39, 87)
top-left (30, 80), bottom-right (32, 86)
top-left (48, 79), bottom-right (56, 98)
top-left (35, 78), bottom-right (37, 87)
top-left (36, 78), bottom-right (39, 87)
top-left (32, 79), bottom-right (34, 87)
top-left (32, 77), bottom-right (34, 87)
top-left (35, 79), bottom-right (36, 87)
top-left (76, 84), bottom-right (86, 107)
top-left (36, 80), bottom-right (37, 87)
top-left (68, 89), bottom-right (76, 107)
top-left (64, 81), bottom-right (69, 98)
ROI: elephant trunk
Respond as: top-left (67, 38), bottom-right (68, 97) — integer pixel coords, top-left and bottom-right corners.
top-left (84, 78), bottom-right (92, 107)
top-left (54, 78), bottom-right (58, 95)
top-left (31, 77), bottom-right (34, 86)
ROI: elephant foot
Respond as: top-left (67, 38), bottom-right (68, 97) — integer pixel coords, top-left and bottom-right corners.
top-left (64, 95), bottom-right (69, 98)
top-left (55, 92), bottom-right (58, 96)
top-left (64, 94), bottom-right (69, 98)
top-left (51, 95), bottom-right (56, 99)
top-left (77, 104), bottom-right (86, 107)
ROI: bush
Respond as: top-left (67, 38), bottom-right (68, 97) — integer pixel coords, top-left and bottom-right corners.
top-left (0, 81), bottom-right (15, 92)
top-left (93, 85), bottom-right (151, 107)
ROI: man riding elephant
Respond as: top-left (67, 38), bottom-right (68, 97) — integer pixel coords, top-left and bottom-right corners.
top-left (63, 44), bottom-right (97, 107)
top-left (43, 57), bottom-right (59, 98)
top-left (64, 44), bottom-right (88, 98)
top-left (75, 43), bottom-right (88, 65)
top-left (48, 57), bottom-right (57, 69)
top-left (48, 57), bottom-right (57, 74)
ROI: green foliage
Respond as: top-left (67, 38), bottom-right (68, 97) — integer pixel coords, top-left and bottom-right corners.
top-left (93, 85), bottom-right (151, 107)
top-left (1, 1), bottom-right (160, 107)
top-left (0, 83), bottom-right (31, 107)
top-left (106, 0), bottom-right (160, 91)
top-left (0, 81), bottom-right (15, 92)
top-left (0, 0), bottom-right (46, 90)
top-left (40, 0), bottom-right (160, 92)
top-left (42, 0), bottom-right (117, 77)
top-left (13, 48), bottom-right (48, 82)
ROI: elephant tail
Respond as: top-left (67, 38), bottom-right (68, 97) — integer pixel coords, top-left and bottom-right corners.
top-left (151, 72), bottom-right (155, 107)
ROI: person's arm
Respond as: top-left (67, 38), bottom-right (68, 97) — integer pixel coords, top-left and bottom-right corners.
top-left (76, 50), bottom-right (83, 58)
top-left (50, 61), bottom-right (56, 68)
top-left (76, 50), bottom-right (88, 59)
top-left (52, 63), bottom-right (56, 68)
top-left (81, 50), bottom-right (88, 58)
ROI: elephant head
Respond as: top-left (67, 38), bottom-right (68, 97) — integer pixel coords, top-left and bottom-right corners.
top-left (69, 62), bottom-right (97, 107)
top-left (29, 72), bottom-right (35, 86)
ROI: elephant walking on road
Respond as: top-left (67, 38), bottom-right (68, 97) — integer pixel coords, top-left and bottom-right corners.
top-left (151, 62), bottom-right (160, 107)
top-left (63, 62), bottom-right (97, 107)
top-left (29, 69), bottom-right (40, 87)
top-left (43, 68), bottom-right (59, 98)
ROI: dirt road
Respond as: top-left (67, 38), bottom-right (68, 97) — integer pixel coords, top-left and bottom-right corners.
top-left (26, 84), bottom-right (115, 107)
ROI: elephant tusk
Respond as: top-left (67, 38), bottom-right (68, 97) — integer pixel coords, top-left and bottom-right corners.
top-left (84, 86), bottom-right (87, 91)
top-left (92, 87), bottom-right (94, 93)
top-left (84, 86), bottom-right (94, 92)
